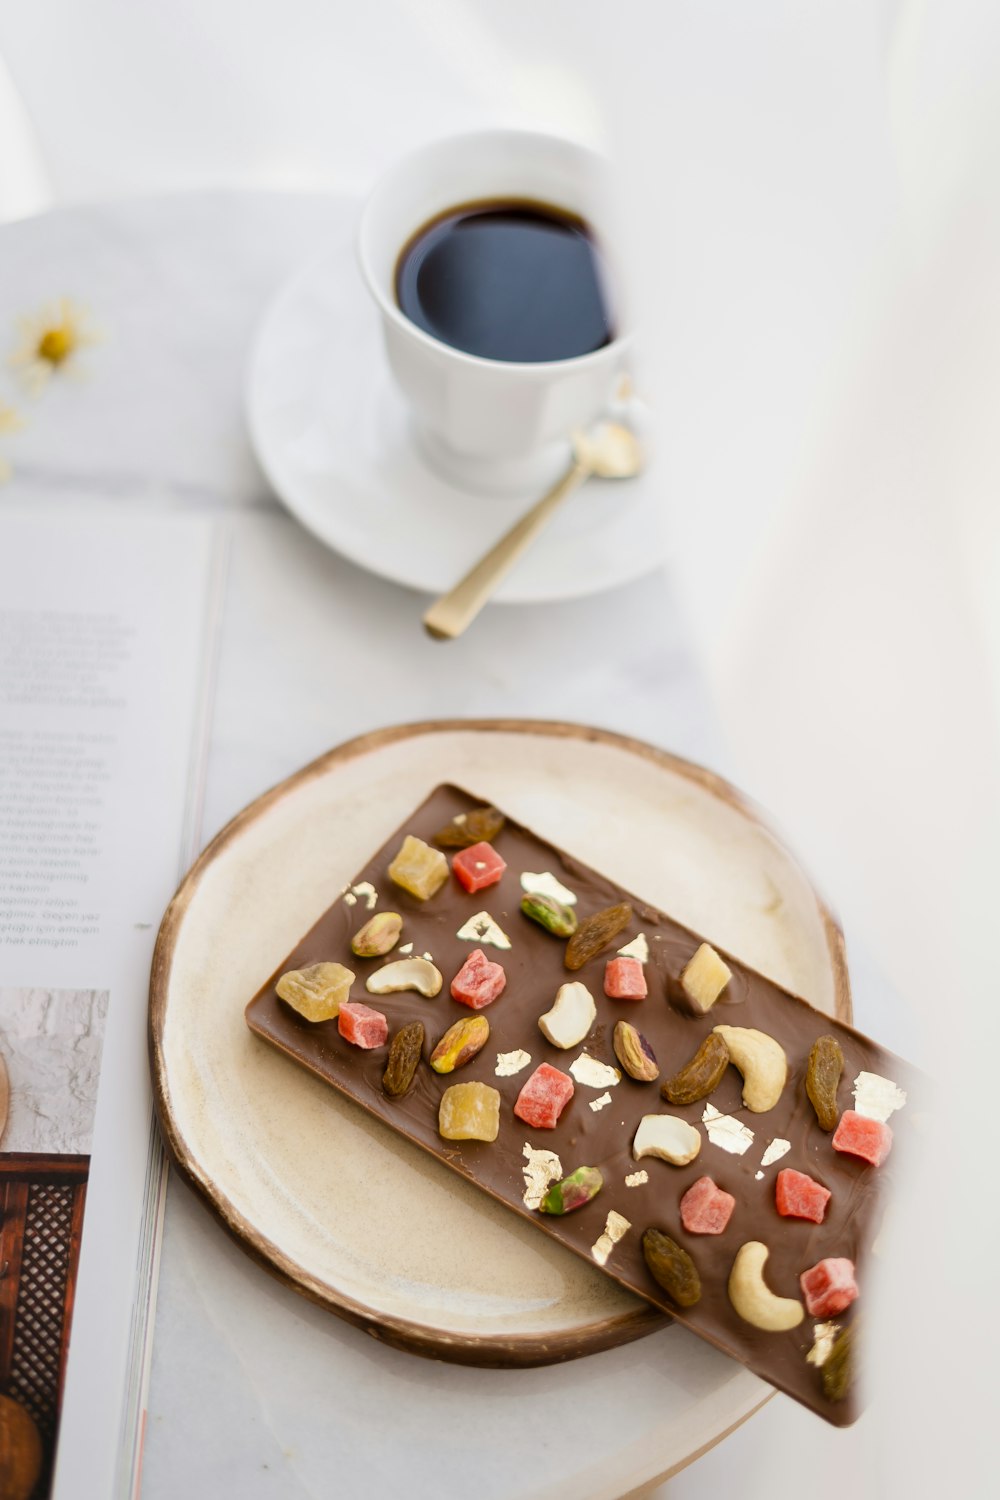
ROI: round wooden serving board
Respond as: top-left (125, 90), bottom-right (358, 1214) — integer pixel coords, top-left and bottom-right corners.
top-left (149, 721), bottom-right (849, 1392)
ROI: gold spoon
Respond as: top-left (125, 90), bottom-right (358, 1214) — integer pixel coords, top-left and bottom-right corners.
top-left (422, 419), bottom-right (644, 640)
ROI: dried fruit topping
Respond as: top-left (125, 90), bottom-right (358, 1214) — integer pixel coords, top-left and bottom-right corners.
top-left (451, 948), bottom-right (507, 1009)
top-left (822, 1321), bottom-right (857, 1402)
top-left (430, 1015), bottom-right (490, 1074)
top-left (775, 1168), bottom-right (831, 1224)
top-left (661, 1031), bottom-right (730, 1105)
top-left (438, 1081), bottom-right (501, 1142)
top-left (800, 1258), bottom-right (859, 1318)
top-left (613, 1020), bottom-right (659, 1081)
top-left (382, 1020), bottom-right (425, 1097)
top-left (366, 956), bottom-right (443, 997)
top-left (564, 903), bottom-right (633, 971)
top-left (632, 1113), bottom-right (702, 1166)
top-left (275, 962), bottom-right (354, 1022)
top-left (642, 1227), bottom-right (702, 1307)
top-left (679, 942), bottom-right (732, 1013)
top-left (538, 980), bottom-right (596, 1049)
top-left (728, 1242), bottom-right (804, 1331)
top-left (679, 1176), bottom-right (736, 1235)
top-left (520, 891), bottom-right (578, 938)
top-left (351, 911), bottom-right (403, 958)
top-left (387, 834), bottom-right (449, 900)
top-left (513, 1062), bottom-right (575, 1130)
top-left (452, 841), bottom-right (507, 894)
top-left (806, 1034), bottom-right (844, 1131)
top-left (711, 1025), bottom-right (788, 1113)
top-left (433, 805), bottom-right (505, 848)
top-left (540, 1165), bottom-right (603, 1215)
top-left (832, 1110), bottom-right (893, 1166)
top-left (338, 1001), bottom-right (389, 1049)
top-left (604, 956), bottom-right (647, 1000)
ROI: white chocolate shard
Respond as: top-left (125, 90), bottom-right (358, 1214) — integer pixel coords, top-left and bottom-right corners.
top-left (632, 1113), bottom-right (702, 1166)
top-left (702, 1103), bottom-right (755, 1156)
top-left (520, 870), bottom-right (577, 906)
top-left (495, 1049), bottom-right (531, 1077)
top-left (617, 932), bottom-right (650, 962)
top-left (625, 1170), bottom-right (649, 1187)
top-left (398, 942), bottom-right (413, 954)
top-left (853, 1071), bottom-right (907, 1122)
top-left (456, 911), bottom-right (511, 949)
top-left (589, 1091), bottom-right (613, 1112)
top-left (760, 1137), bottom-right (791, 1168)
top-left (591, 1210), bottom-right (631, 1266)
top-left (807, 1321), bottom-right (841, 1368)
top-left (522, 1143), bottom-right (562, 1210)
top-left (569, 1053), bottom-right (621, 1088)
top-left (538, 981), bottom-right (596, 1049)
top-left (680, 942), bottom-right (732, 1013)
top-left (352, 881), bottom-right (378, 910)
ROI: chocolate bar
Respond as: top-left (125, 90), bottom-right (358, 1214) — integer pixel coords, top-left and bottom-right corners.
top-left (245, 784), bottom-right (917, 1423)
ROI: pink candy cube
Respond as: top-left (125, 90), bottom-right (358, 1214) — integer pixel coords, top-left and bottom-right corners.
top-left (775, 1168), bottom-right (831, 1224)
top-left (604, 956), bottom-right (647, 1000)
top-left (679, 1175), bottom-right (736, 1235)
top-left (452, 842), bottom-right (506, 893)
top-left (832, 1110), bottom-right (893, 1167)
top-left (450, 948), bottom-right (507, 1009)
top-left (514, 1063), bottom-right (574, 1130)
top-left (800, 1257), bottom-right (859, 1318)
top-left (338, 1002), bottom-right (388, 1049)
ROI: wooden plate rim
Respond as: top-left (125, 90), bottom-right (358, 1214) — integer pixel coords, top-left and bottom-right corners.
top-left (148, 718), bottom-right (851, 1367)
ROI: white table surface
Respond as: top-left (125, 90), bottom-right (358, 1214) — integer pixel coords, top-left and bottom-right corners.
top-left (0, 193), bottom-right (913, 1500)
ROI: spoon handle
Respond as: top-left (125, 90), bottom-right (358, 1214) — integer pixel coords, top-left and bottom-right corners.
top-left (423, 457), bottom-right (592, 640)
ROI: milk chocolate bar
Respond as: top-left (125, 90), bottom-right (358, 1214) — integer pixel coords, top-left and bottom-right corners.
top-left (245, 784), bottom-right (918, 1423)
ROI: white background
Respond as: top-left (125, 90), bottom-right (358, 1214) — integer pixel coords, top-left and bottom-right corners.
top-left (0, 3), bottom-right (996, 1495)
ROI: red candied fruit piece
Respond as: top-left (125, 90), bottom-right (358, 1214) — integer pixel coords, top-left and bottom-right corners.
top-left (451, 948), bottom-right (507, 1009)
top-left (604, 956), bottom-right (648, 1000)
top-left (800, 1257), bottom-right (859, 1318)
top-left (832, 1110), bottom-right (893, 1167)
top-left (679, 1175), bottom-right (736, 1235)
top-left (338, 1001), bottom-right (388, 1049)
top-left (513, 1063), bottom-right (574, 1130)
top-left (775, 1168), bottom-right (831, 1223)
top-left (452, 842), bottom-right (507, 894)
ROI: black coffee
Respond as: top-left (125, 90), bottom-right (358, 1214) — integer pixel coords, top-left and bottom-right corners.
top-left (395, 199), bottom-right (613, 364)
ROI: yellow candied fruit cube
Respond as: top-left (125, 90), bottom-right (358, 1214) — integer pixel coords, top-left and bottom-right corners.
top-left (680, 942), bottom-right (732, 1014)
top-left (438, 1081), bottom-right (501, 1142)
top-left (387, 834), bottom-right (449, 901)
top-left (275, 961), bottom-right (354, 1022)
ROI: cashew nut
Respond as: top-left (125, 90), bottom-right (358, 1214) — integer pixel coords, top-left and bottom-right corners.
top-left (632, 1113), bottom-right (702, 1166)
top-left (712, 1025), bottom-right (787, 1113)
top-left (728, 1241), bottom-right (804, 1331)
top-left (538, 981), bottom-right (596, 1049)
top-left (366, 957), bottom-right (443, 997)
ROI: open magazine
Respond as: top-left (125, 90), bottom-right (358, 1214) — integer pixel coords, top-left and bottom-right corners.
top-left (0, 508), bottom-right (225, 1499)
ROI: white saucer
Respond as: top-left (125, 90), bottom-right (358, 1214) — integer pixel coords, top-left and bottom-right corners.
top-left (245, 244), bottom-right (668, 603)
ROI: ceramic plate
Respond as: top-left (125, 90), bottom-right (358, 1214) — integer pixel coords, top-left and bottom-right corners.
top-left (244, 246), bottom-right (668, 602)
top-left (149, 723), bottom-right (850, 1459)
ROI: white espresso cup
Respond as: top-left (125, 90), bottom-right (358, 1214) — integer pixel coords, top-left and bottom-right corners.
top-left (358, 129), bottom-right (628, 496)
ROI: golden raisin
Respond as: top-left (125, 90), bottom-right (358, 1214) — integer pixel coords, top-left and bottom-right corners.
top-left (564, 903), bottom-right (632, 971)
